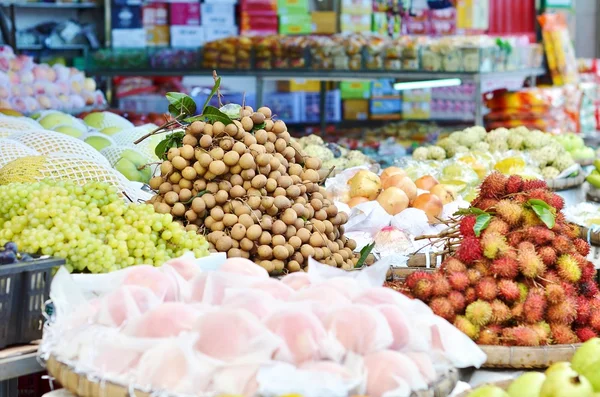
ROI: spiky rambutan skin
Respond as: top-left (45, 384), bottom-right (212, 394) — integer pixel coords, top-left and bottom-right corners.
top-left (518, 241), bottom-right (536, 252)
top-left (523, 291), bottom-right (547, 324)
top-left (518, 248), bottom-right (546, 279)
top-left (506, 175), bottom-right (524, 194)
top-left (538, 246), bottom-right (557, 267)
top-left (490, 257), bottom-right (519, 279)
top-left (455, 237), bottom-right (483, 264)
top-left (441, 257), bottom-right (467, 275)
top-left (524, 226), bottom-right (555, 245)
top-left (466, 300), bottom-right (493, 326)
top-left (465, 287), bottom-right (477, 304)
top-left (580, 281), bottom-right (599, 299)
top-left (553, 235), bottom-right (574, 255)
top-left (573, 238), bottom-right (591, 257)
top-left (589, 311), bottom-right (600, 332)
top-left (565, 223), bottom-right (580, 240)
top-left (550, 323), bottom-right (580, 344)
top-left (589, 297), bottom-right (600, 313)
top-left (521, 209), bottom-right (543, 227)
top-left (490, 300), bottom-right (512, 324)
top-left (513, 194), bottom-right (528, 205)
top-left (532, 322), bottom-right (552, 344)
top-left (448, 291), bottom-right (466, 312)
top-left (431, 274), bottom-right (452, 297)
top-left (556, 254), bottom-right (582, 283)
top-left (512, 302), bottom-right (524, 321)
top-left (522, 179), bottom-right (548, 192)
top-left (503, 326), bottom-right (540, 347)
top-left (496, 200), bottom-right (524, 226)
top-left (467, 269), bottom-right (482, 285)
top-left (527, 188), bottom-right (549, 202)
top-left (448, 271), bottom-right (470, 291)
top-left (473, 198), bottom-right (499, 211)
top-left (479, 172), bottom-right (507, 199)
top-left (547, 297), bottom-right (578, 325)
top-left (518, 283), bottom-right (529, 302)
top-left (477, 327), bottom-right (501, 345)
top-left (581, 262), bottom-right (596, 282)
top-left (485, 218), bottom-right (510, 237)
top-left (572, 253), bottom-right (588, 270)
top-left (561, 282), bottom-right (578, 298)
top-left (459, 215), bottom-right (476, 238)
top-left (429, 297), bottom-right (456, 322)
top-left (507, 231), bottom-right (525, 247)
top-left (454, 316), bottom-right (480, 340)
top-left (576, 327), bottom-right (598, 342)
top-left (498, 279), bottom-right (521, 302)
top-left (412, 279), bottom-right (434, 301)
top-left (476, 277), bottom-right (499, 301)
top-left (404, 271), bottom-right (434, 290)
top-left (546, 284), bottom-right (566, 305)
top-left (576, 296), bottom-right (591, 326)
top-left (482, 232), bottom-right (511, 260)
top-left (547, 193), bottom-right (565, 211)
top-left (472, 261), bottom-right (490, 277)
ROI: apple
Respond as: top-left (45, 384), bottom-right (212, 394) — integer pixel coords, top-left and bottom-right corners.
top-left (83, 77), bottom-right (96, 91)
top-left (507, 372), bottom-right (546, 397)
top-left (114, 149), bottom-right (152, 183)
top-left (540, 362), bottom-right (593, 397)
top-left (467, 385), bottom-right (510, 397)
top-left (53, 124), bottom-right (84, 138)
top-left (39, 112), bottom-right (75, 129)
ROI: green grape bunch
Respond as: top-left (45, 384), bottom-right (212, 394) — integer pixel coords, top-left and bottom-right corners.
top-left (0, 180), bottom-right (209, 273)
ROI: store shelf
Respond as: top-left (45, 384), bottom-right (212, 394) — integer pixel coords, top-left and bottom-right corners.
top-left (18, 44), bottom-right (89, 51)
top-left (0, 2), bottom-right (100, 8)
top-left (0, 352), bottom-right (40, 381)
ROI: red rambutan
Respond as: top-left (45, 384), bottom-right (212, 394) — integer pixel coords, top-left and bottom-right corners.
top-left (574, 238), bottom-right (591, 257)
top-left (556, 254), bottom-right (582, 283)
top-left (541, 270), bottom-right (562, 285)
top-left (479, 172), bottom-right (507, 199)
top-left (553, 235), bottom-right (574, 255)
top-left (496, 201), bottom-right (524, 227)
top-left (561, 281), bottom-right (578, 298)
top-left (523, 291), bottom-right (547, 324)
top-left (522, 179), bottom-right (548, 192)
top-left (547, 297), bottom-right (578, 325)
top-left (490, 256), bottom-right (519, 279)
top-left (565, 223), bottom-right (581, 240)
top-left (524, 226), bottom-right (555, 245)
top-left (518, 283), bottom-right (529, 302)
top-left (448, 271), bottom-right (470, 291)
top-left (575, 296), bottom-right (591, 326)
top-left (429, 297), bottom-right (456, 322)
top-left (518, 241), bottom-right (536, 252)
top-left (412, 278), bottom-right (434, 301)
top-left (484, 218), bottom-right (510, 236)
top-left (454, 316), bottom-right (480, 340)
top-left (467, 269), bottom-right (482, 285)
top-left (465, 287), bottom-right (477, 304)
top-left (476, 277), bottom-right (499, 301)
top-left (513, 194), bottom-right (528, 205)
top-left (575, 327), bottom-right (597, 342)
top-left (459, 215), bottom-right (476, 238)
top-left (512, 302), bottom-right (524, 320)
top-left (526, 188), bottom-right (548, 202)
top-left (580, 281), bottom-right (599, 299)
top-left (431, 274), bottom-right (452, 297)
top-left (502, 326), bottom-right (540, 347)
top-left (482, 232), bottom-right (511, 260)
top-left (589, 311), bottom-right (600, 332)
top-left (532, 322), bottom-right (552, 344)
top-left (477, 327), bottom-right (500, 345)
top-left (507, 231), bottom-right (525, 247)
top-left (472, 261), bottom-right (490, 277)
top-left (538, 246), bottom-right (557, 266)
top-left (455, 237), bottom-right (483, 264)
top-left (404, 271), bottom-right (434, 290)
top-left (581, 262), bottom-right (596, 282)
top-left (490, 299), bottom-right (512, 324)
top-left (498, 279), bottom-right (521, 302)
top-left (550, 323), bottom-right (580, 344)
top-left (440, 257), bottom-right (467, 274)
top-left (547, 193), bottom-right (565, 211)
top-left (546, 284), bottom-right (566, 305)
top-left (448, 290), bottom-right (467, 312)
top-left (521, 208), bottom-right (544, 227)
top-left (506, 175), bottom-right (524, 194)
top-left (517, 248), bottom-right (546, 279)
top-left (466, 300), bottom-right (493, 326)
top-left (473, 198), bottom-right (499, 211)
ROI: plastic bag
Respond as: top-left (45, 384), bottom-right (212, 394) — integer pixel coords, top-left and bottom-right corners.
top-left (208, 364), bottom-right (260, 397)
top-left (222, 288), bottom-right (282, 320)
top-left (344, 201), bottom-right (393, 234)
top-left (94, 285), bottom-right (162, 327)
top-left (538, 13), bottom-right (578, 86)
top-left (363, 350), bottom-right (427, 396)
top-left (122, 302), bottom-right (202, 338)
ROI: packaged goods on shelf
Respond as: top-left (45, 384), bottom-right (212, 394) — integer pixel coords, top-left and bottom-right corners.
top-left (538, 12), bottom-right (578, 86)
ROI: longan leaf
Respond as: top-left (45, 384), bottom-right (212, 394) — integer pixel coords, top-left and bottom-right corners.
top-left (203, 105), bottom-right (233, 125)
top-left (166, 92), bottom-right (197, 118)
top-left (355, 242), bottom-right (375, 269)
top-left (473, 213), bottom-right (491, 237)
top-left (200, 76), bottom-right (221, 113)
top-left (155, 132), bottom-right (185, 160)
top-left (183, 190), bottom-right (208, 205)
top-left (252, 122), bottom-right (266, 132)
top-left (454, 208), bottom-right (487, 217)
top-left (528, 200), bottom-right (555, 229)
top-left (220, 103), bottom-right (242, 120)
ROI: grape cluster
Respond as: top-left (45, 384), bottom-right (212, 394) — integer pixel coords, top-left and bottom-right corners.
top-left (0, 180), bottom-right (209, 273)
top-left (0, 241), bottom-right (32, 264)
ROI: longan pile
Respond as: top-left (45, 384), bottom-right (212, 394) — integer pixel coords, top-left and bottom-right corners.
top-left (148, 105), bottom-right (360, 274)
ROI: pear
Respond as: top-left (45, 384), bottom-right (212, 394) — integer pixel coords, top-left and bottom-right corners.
top-left (507, 372), bottom-right (546, 397)
top-left (594, 158), bottom-right (600, 172)
top-left (572, 338), bottom-right (600, 375)
top-left (586, 174), bottom-right (600, 189)
top-left (540, 362), bottom-right (593, 397)
top-left (468, 385), bottom-right (510, 397)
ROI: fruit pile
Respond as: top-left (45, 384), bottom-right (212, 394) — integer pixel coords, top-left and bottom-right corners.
top-left (0, 180), bottom-right (209, 273)
top-left (404, 172), bottom-right (600, 346)
top-left (585, 160), bottom-right (600, 190)
top-left (149, 102), bottom-right (359, 274)
top-left (0, 241), bottom-right (33, 264)
top-left (468, 338), bottom-right (600, 397)
top-left (293, 134), bottom-right (374, 173)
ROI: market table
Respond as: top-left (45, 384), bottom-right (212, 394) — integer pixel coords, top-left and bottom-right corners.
top-left (0, 344), bottom-right (42, 397)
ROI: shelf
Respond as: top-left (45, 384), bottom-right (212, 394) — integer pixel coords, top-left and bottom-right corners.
top-left (18, 44), bottom-right (89, 51)
top-left (0, 2), bottom-right (100, 8)
top-left (0, 345), bottom-right (41, 382)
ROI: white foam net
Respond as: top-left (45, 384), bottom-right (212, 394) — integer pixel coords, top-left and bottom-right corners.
top-left (86, 112), bottom-right (134, 130)
top-left (0, 116), bottom-right (42, 131)
top-left (80, 132), bottom-right (117, 148)
top-left (111, 125), bottom-right (161, 161)
top-left (101, 145), bottom-right (153, 168)
top-left (0, 138), bottom-right (40, 167)
top-left (9, 129), bottom-right (111, 168)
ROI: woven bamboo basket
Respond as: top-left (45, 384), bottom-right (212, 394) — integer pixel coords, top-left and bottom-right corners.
top-left (576, 158), bottom-right (595, 167)
top-left (579, 225), bottom-right (600, 247)
top-left (46, 356), bottom-right (459, 397)
top-left (456, 380), bottom-right (513, 397)
top-left (545, 173), bottom-right (586, 191)
top-left (479, 344), bottom-right (581, 369)
top-left (586, 185), bottom-right (600, 203)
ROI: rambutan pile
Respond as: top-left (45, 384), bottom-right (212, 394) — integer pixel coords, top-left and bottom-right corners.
top-left (404, 173), bottom-right (599, 346)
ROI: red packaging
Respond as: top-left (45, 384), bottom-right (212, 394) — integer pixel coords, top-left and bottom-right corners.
top-left (170, 3), bottom-right (200, 26)
top-left (143, 3), bottom-right (168, 26)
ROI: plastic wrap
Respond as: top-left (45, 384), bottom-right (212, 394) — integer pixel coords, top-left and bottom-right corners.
top-left (122, 302), bottom-right (202, 338)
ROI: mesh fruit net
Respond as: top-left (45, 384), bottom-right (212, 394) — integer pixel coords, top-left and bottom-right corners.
top-left (112, 125), bottom-right (161, 161)
top-left (0, 139), bottom-right (40, 168)
top-left (80, 132), bottom-right (116, 149)
top-left (85, 112), bottom-right (134, 130)
top-left (101, 145), bottom-right (153, 168)
top-left (0, 154), bottom-right (145, 202)
top-left (0, 116), bottom-right (41, 131)
top-left (8, 130), bottom-right (111, 168)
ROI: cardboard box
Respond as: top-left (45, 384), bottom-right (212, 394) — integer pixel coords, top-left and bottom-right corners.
top-left (402, 89), bottom-right (432, 103)
top-left (279, 14), bottom-right (312, 35)
top-left (457, 0), bottom-right (490, 30)
top-left (371, 79), bottom-right (397, 97)
top-left (311, 11), bottom-right (337, 34)
top-left (340, 81), bottom-right (370, 99)
top-left (370, 98), bottom-right (402, 120)
top-left (340, 13), bottom-right (371, 33)
top-left (343, 99), bottom-right (369, 120)
top-left (143, 3), bottom-right (168, 26)
top-left (170, 26), bottom-right (204, 48)
top-left (112, 5), bottom-right (142, 29)
top-left (146, 25), bottom-right (170, 47)
top-left (203, 26), bottom-right (239, 42)
top-left (341, 0), bottom-right (372, 15)
top-left (277, 80), bottom-right (322, 92)
top-left (201, 3), bottom-right (236, 26)
top-left (277, 0), bottom-right (309, 14)
top-left (402, 101), bottom-right (431, 120)
top-left (112, 28), bottom-right (146, 48)
top-left (169, 3), bottom-right (200, 26)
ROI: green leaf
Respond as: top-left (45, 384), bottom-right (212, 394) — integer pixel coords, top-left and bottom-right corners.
top-left (355, 242), bottom-right (375, 269)
top-left (220, 103), bottom-right (242, 120)
top-left (473, 213), bottom-right (492, 237)
top-left (166, 92), bottom-right (197, 117)
top-left (531, 204), bottom-right (556, 229)
top-left (200, 76), bottom-right (221, 113)
top-left (154, 138), bottom-right (171, 160)
top-left (252, 122), bottom-right (266, 132)
top-left (183, 190), bottom-right (208, 205)
top-left (183, 115), bottom-right (204, 123)
top-left (203, 105), bottom-right (233, 125)
top-left (527, 199), bottom-right (551, 209)
top-left (454, 207), bottom-right (487, 217)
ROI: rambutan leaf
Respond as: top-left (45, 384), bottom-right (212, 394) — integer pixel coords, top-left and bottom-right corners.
top-left (454, 208), bottom-right (488, 217)
top-left (527, 199), bottom-right (555, 229)
top-left (355, 242), bottom-right (376, 269)
top-left (473, 214), bottom-right (492, 237)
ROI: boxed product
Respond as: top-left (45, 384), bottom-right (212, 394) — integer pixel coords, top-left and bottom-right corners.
top-left (279, 14), bottom-right (312, 35)
top-left (112, 29), bottom-right (146, 48)
top-left (370, 97), bottom-right (402, 119)
top-left (340, 14), bottom-right (371, 33)
top-left (169, 3), bottom-right (200, 26)
top-left (277, 80), bottom-right (322, 92)
top-left (402, 101), bottom-right (431, 119)
top-left (456, 0), bottom-right (489, 30)
top-left (340, 81), bottom-right (370, 99)
top-left (112, 4), bottom-right (142, 29)
top-left (343, 99), bottom-right (369, 120)
top-left (311, 11), bottom-right (337, 34)
top-left (170, 26), bottom-right (204, 48)
top-left (341, 0), bottom-right (372, 15)
top-left (201, 2), bottom-right (236, 26)
top-left (146, 25), bottom-right (169, 47)
top-left (277, 0), bottom-right (309, 14)
top-left (371, 79), bottom-right (396, 97)
top-left (402, 89), bottom-right (432, 103)
top-left (143, 3), bottom-right (168, 26)
top-left (204, 26), bottom-right (239, 42)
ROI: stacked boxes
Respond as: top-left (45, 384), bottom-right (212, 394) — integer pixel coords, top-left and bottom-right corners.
top-left (241, 0), bottom-right (278, 35)
top-left (144, 3), bottom-right (170, 47)
top-left (371, 79), bottom-right (401, 120)
top-left (278, 0), bottom-right (312, 35)
top-left (169, 2), bottom-right (203, 48)
top-left (340, 0), bottom-right (371, 33)
top-left (202, 0), bottom-right (238, 42)
top-left (111, 0), bottom-right (145, 48)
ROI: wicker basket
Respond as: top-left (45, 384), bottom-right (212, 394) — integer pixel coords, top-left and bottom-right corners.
top-left (480, 344), bottom-right (581, 369)
top-left (456, 380), bottom-right (513, 397)
top-left (586, 185), bottom-right (600, 203)
top-left (545, 173), bottom-right (586, 191)
top-left (579, 225), bottom-right (600, 247)
top-left (576, 158), bottom-right (595, 167)
top-left (46, 356), bottom-right (459, 397)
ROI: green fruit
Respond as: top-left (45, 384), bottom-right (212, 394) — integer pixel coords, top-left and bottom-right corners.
top-left (572, 338), bottom-right (600, 392)
top-left (114, 149), bottom-right (151, 182)
top-left (540, 362), bottom-right (593, 397)
top-left (508, 372), bottom-right (546, 397)
top-left (39, 112), bottom-right (74, 129)
top-left (101, 126), bottom-right (124, 136)
top-left (53, 124), bottom-right (84, 138)
top-left (468, 385), bottom-right (510, 397)
top-left (578, 360), bottom-right (600, 392)
top-left (586, 174), bottom-right (600, 189)
top-left (594, 159), bottom-right (600, 172)
top-left (84, 136), bottom-right (113, 151)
